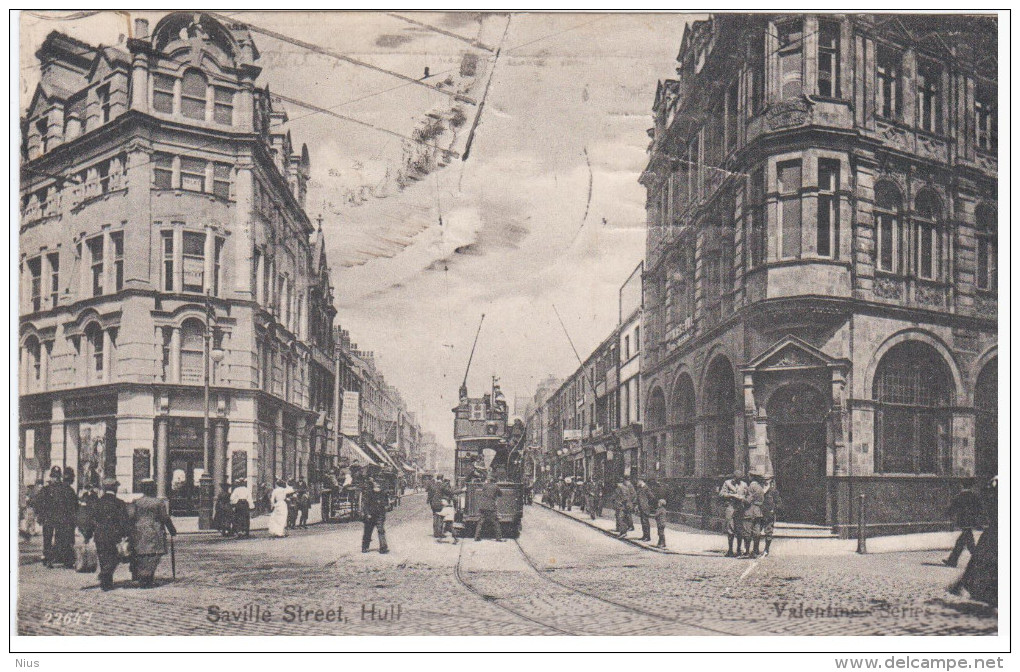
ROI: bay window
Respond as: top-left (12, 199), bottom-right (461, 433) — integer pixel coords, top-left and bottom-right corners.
top-left (180, 157), bottom-right (206, 192)
top-left (213, 87), bottom-right (234, 125)
top-left (748, 168), bottom-right (766, 267)
top-left (777, 21), bottom-right (803, 100)
top-left (778, 160), bottom-right (802, 259)
top-left (817, 160), bottom-right (839, 257)
top-left (182, 231), bottom-right (206, 293)
top-left (817, 20), bottom-right (840, 98)
top-left (154, 153), bottom-right (174, 189)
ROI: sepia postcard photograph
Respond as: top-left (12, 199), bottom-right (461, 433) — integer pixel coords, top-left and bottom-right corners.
top-left (11, 8), bottom-right (1007, 660)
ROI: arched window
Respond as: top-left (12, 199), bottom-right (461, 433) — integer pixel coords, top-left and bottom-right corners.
top-left (914, 190), bottom-right (941, 281)
top-left (180, 318), bottom-right (205, 384)
top-left (181, 70), bottom-right (208, 121)
top-left (975, 204), bottom-right (996, 291)
top-left (874, 182), bottom-right (902, 273)
top-left (704, 357), bottom-right (736, 474)
top-left (84, 323), bottom-right (104, 382)
top-left (873, 341), bottom-right (952, 474)
top-left (673, 375), bottom-right (696, 476)
top-left (974, 358), bottom-right (997, 478)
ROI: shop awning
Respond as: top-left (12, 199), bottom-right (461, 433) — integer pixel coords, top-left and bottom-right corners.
top-left (364, 439), bottom-right (400, 470)
top-left (342, 436), bottom-right (377, 466)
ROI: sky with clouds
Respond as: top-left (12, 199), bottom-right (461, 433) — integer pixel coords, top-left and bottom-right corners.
top-left (19, 11), bottom-right (693, 448)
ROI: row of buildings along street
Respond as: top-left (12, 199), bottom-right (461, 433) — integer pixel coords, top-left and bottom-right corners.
top-left (18, 13), bottom-right (446, 515)
top-left (522, 13), bottom-right (997, 538)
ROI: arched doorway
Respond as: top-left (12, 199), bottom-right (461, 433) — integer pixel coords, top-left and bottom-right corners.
top-left (767, 384), bottom-right (828, 524)
top-left (704, 357), bottom-right (736, 475)
top-left (975, 358), bottom-right (997, 478)
top-left (673, 374), bottom-right (696, 476)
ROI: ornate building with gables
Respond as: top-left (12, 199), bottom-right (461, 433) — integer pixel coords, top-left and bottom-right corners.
top-left (19, 12), bottom-right (340, 513)
top-left (639, 14), bottom-right (997, 534)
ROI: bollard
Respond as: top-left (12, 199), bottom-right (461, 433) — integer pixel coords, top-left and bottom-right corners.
top-left (856, 493), bottom-right (867, 554)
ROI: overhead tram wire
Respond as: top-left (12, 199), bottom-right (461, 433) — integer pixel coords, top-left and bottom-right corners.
top-left (204, 12), bottom-right (478, 106)
top-left (385, 13), bottom-right (495, 53)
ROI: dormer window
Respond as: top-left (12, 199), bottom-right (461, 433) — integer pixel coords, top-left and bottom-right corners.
top-left (181, 70), bottom-right (207, 120)
top-left (153, 73), bottom-right (175, 114)
top-left (35, 118), bottom-right (48, 153)
top-left (97, 84), bottom-right (111, 123)
top-left (213, 87), bottom-right (234, 125)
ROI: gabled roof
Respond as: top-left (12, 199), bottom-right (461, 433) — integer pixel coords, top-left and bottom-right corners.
top-left (742, 334), bottom-right (850, 372)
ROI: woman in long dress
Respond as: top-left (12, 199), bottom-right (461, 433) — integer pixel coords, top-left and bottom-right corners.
top-left (268, 479), bottom-right (289, 537)
top-left (127, 478), bottom-right (176, 587)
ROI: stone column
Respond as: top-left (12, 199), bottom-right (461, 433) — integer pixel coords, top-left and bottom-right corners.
top-left (830, 369), bottom-right (850, 477)
top-left (41, 341), bottom-right (50, 391)
top-left (102, 328), bottom-right (113, 383)
top-left (276, 408), bottom-right (285, 482)
top-left (129, 49), bottom-right (149, 113)
top-left (170, 326), bottom-right (181, 384)
top-left (173, 225), bottom-right (184, 293)
top-left (744, 371), bottom-right (771, 476)
top-left (204, 225), bottom-right (215, 295)
top-left (155, 411), bottom-right (169, 498)
top-left (103, 229), bottom-right (113, 295)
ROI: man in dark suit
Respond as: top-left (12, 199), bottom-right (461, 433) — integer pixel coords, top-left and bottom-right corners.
top-left (54, 467), bottom-right (80, 567)
top-left (361, 469), bottom-right (389, 554)
top-left (36, 466), bottom-right (61, 567)
top-left (93, 477), bottom-right (130, 591)
top-left (635, 478), bottom-right (655, 542)
top-left (943, 479), bottom-right (983, 567)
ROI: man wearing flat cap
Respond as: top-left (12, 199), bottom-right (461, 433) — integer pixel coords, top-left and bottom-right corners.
top-left (743, 473), bottom-right (767, 558)
top-left (93, 477), bottom-right (130, 590)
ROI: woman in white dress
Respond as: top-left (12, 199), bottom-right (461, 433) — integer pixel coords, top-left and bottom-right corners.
top-left (268, 479), bottom-right (289, 537)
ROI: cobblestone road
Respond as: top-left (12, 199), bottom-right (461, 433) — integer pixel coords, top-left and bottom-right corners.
top-left (16, 495), bottom-right (996, 636)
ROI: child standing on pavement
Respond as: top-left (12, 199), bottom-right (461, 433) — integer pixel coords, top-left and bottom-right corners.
top-left (655, 499), bottom-right (668, 548)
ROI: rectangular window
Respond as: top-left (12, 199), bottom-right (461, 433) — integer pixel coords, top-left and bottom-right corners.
top-left (97, 84), bottom-right (111, 123)
top-left (778, 160), bottom-right (802, 259)
top-left (153, 74), bottom-right (174, 114)
top-left (111, 232), bottom-right (124, 291)
top-left (778, 21), bottom-right (803, 100)
top-left (876, 46), bottom-right (901, 119)
top-left (28, 257), bottom-right (42, 312)
top-left (154, 153), bottom-right (174, 189)
top-left (161, 231), bottom-right (174, 291)
top-left (877, 212), bottom-right (895, 272)
top-left (817, 20), bottom-right (840, 98)
top-left (181, 71), bottom-right (207, 120)
top-left (749, 168), bottom-right (766, 267)
top-left (624, 335), bottom-right (630, 360)
top-left (182, 231), bottom-right (205, 293)
top-left (213, 163), bottom-right (231, 200)
top-left (161, 327), bottom-right (173, 381)
top-left (88, 236), bottom-right (104, 296)
top-left (48, 252), bottom-right (59, 308)
top-left (180, 157), bottom-right (206, 192)
top-left (725, 79), bottom-right (738, 153)
top-left (977, 237), bottom-right (989, 289)
top-left (98, 161), bottom-right (111, 194)
top-left (917, 61), bottom-right (941, 133)
top-left (975, 84), bottom-right (996, 152)
top-left (750, 33), bottom-right (765, 115)
top-left (817, 159), bottom-right (839, 257)
top-left (634, 325), bottom-right (640, 352)
top-left (917, 221), bottom-right (935, 279)
top-left (213, 87), bottom-right (234, 125)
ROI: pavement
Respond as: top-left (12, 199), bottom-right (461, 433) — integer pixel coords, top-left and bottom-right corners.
top-left (15, 495), bottom-right (996, 636)
top-left (536, 499), bottom-right (970, 556)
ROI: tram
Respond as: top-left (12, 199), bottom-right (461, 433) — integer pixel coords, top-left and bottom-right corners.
top-left (451, 315), bottom-right (525, 538)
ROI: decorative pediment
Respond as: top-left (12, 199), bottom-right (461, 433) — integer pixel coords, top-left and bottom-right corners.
top-left (743, 335), bottom-right (850, 373)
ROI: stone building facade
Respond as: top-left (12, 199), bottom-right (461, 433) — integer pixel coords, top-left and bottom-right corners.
top-left (19, 13), bottom-right (340, 513)
top-left (639, 14), bottom-right (997, 534)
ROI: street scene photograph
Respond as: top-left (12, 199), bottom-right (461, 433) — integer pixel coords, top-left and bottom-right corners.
top-left (13, 10), bottom-right (1002, 648)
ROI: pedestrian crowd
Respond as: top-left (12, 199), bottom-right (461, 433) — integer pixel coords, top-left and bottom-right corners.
top-left (23, 466), bottom-right (176, 591)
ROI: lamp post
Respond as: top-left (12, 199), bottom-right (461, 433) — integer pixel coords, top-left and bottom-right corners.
top-left (199, 290), bottom-right (224, 530)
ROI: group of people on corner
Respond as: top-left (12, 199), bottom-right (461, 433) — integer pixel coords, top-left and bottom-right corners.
top-left (543, 475), bottom-right (668, 548)
top-left (24, 465), bottom-right (176, 591)
top-left (718, 472), bottom-right (780, 559)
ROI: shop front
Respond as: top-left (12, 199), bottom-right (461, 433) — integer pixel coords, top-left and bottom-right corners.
top-left (64, 394), bottom-right (119, 492)
top-left (166, 417), bottom-right (205, 516)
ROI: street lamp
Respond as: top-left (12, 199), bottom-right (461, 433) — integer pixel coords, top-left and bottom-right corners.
top-left (198, 290), bottom-right (223, 530)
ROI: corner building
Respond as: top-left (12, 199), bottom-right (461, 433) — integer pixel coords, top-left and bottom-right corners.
top-left (19, 13), bottom-right (339, 513)
top-left (640, 15), bottom-right (997, 534)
